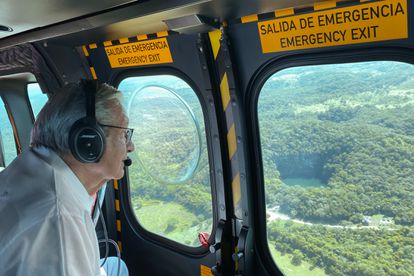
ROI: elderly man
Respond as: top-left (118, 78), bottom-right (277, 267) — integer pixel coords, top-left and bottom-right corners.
top-left (0, 80), bottom-right (133, 275)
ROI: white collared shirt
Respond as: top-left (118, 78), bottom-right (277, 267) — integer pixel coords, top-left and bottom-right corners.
top-left (0, 147), bottom-right (102, 276)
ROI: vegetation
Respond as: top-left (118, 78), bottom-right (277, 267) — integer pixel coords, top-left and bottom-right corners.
top-left (268, 220), bottom-right (414, 275)
top-left (268, 243), bottom-right (327, 276)
top-left (134, 200), bottom-right (212, 246)
top-left (260, 61), bottom-right (414, 275)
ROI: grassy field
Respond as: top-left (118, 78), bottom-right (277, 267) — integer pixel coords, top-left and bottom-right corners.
top-left (135, 199), bottom-right (326, 274)
top-left (134, 200), bottom-right (212, 246)
top-left (268, 244), bottom-right (327, 276)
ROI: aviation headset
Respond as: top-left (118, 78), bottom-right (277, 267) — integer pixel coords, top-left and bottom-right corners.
top-left (69, 79), bottom-right (106, 163)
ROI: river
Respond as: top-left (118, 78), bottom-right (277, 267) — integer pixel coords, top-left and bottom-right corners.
top-left (266, 206), bottom-right (396, 230)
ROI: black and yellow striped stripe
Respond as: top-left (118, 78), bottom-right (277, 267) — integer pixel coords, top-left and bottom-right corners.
top-left (81, 45), bottom-right (97, 80)
top-left (208, 29), bottom-right (242, 220)
top-left (229, 0), bottom-right (377, 25)
top-left (113, 179), bottom-right (123, 252)
top-left (85, 30), bottom-right (175, 50)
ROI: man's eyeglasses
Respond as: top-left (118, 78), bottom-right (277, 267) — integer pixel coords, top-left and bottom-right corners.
top-left (98, 123), bottom-right (134, 144)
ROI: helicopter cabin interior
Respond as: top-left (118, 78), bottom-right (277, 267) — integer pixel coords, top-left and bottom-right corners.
top-left (0, 0), bottom-right (413, 275)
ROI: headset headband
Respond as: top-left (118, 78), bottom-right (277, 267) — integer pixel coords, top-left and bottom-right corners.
top-left (81, 79), bottom-right (98, 119)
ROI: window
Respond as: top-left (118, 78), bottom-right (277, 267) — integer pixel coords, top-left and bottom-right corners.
top-left (258, 61), bottom-right (414, 275)
top-left (118, 75), bottom-right (212, 247)
top-left (0, 97), bottom-right (16, 167)
top-left (27, 83), bottom-right (48, 119)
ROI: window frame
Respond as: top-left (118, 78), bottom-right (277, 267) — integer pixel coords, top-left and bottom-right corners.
top-left (0, 128), bottom-right (5, 168)
top-left (0, 94), bottom-right (20, 164)
top-left (247, 48), bottom-right (414, 275)
top-left (113, 67), bottom-right (221, 254)
top-left (26, 81), bottom-right (49, 122)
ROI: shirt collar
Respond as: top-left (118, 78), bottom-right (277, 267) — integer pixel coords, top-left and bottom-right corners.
top-left (31, 146), bottom-right (95, 211)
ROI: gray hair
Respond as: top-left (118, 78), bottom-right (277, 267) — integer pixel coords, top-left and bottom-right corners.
top-left (30, 82), bottom-right (124, 154)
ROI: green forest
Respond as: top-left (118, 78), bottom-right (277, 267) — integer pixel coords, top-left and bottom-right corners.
top-left (259, 61), bottom-right (414, 275)
top-left (268, 220), bottom-right (414, 275)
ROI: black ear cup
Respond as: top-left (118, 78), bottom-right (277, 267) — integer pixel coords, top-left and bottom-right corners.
top-left (69, 117), bottom-right (105, 163)
top-left (68, 80), bottom-right (105, 163)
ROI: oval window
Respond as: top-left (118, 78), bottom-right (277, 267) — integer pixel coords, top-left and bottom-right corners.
top-left (128, 85), bottom-right (201, 184)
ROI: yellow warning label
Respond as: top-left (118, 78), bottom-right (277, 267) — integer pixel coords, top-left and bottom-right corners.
top-left (105, 37), bottom-right (173, 68)
top-left (259, 0), bottom-right (407, 53)
top-left (200, 265), bottom-right (213, 276)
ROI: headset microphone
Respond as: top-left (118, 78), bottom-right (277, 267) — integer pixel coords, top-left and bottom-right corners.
top-left (123, 158), bottom-right (132, 167)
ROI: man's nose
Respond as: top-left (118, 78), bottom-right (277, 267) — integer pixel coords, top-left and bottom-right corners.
top-left (127, 141), bottom-right (135, 153)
